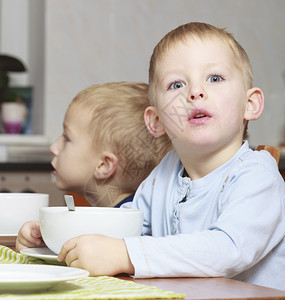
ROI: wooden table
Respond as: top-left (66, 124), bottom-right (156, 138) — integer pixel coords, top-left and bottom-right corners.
top-left (121, 276), bottom-right (285, 300)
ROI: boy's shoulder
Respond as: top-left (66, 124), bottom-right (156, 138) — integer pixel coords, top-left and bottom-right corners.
top-left (228, 144), bottom-right (283, 185)
top-left (221, 144), bottom-right (284, 205)
top-left (157, 149), bottom-right (182, 172)
top-left (143, 149), bottom-right (182, 185)
top-left (160, 149), bottom-right (180, 163)
top-left (238, 146), bottom-right (279, 170)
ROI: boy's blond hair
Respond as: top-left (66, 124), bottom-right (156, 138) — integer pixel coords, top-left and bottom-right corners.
top-left (148, 22), bottom-right (253, 139)
top-left (70, 81), bottom-right (172, 193)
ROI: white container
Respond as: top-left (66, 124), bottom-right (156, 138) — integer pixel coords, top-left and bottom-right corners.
top-left (40, 207), bottom-right (143, 254)
top-left (1, 102), bottom-right (27, 134)
top-left (0, 193), bottom-right (49, 234)
top-left (1, 102), bottom-right (27, 123)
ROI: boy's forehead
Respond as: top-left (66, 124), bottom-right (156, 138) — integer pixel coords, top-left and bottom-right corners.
top-left (65, 103), bottom-right (93, 128)
top-left (69, 102), bottom-right (90, 116)
top-left (156, 36), bottom-right (233, 70)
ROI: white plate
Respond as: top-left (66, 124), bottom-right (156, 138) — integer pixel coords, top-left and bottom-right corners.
top-left (20, 247), bottom-right (65, 265)
top-left (0, 264), bottom-right (89, 292)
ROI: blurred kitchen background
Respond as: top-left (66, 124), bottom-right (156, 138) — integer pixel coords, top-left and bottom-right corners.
top-left (0, 0), bottom-right (284, 203)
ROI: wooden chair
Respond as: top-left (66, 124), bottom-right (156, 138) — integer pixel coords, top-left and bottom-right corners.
top-left (257, 145), bottom-right (280, 165)
top-left (66, 192), bottom-right (91, 206)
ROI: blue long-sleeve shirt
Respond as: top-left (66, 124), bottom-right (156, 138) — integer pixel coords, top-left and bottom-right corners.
top-left (123, 141), bottom-right (285, 290)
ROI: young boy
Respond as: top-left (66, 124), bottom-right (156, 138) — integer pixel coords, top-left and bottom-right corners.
top-left (55, 23), bottom-right (284, 290)
top-left (15, 81), bottom-right (171, 251)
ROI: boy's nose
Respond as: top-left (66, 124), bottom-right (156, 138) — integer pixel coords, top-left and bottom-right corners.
top-left (189, 93), bottom-right (204, 101)
top-left (49, 143), bottom-right (57, 156)
top-left (50, 137), bottom-right (60, 156)
top-left (187, 85), bottom-right (207, 102)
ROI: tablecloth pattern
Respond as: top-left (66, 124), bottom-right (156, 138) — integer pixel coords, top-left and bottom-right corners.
top-left (0, 246), bottom-right (185, 299)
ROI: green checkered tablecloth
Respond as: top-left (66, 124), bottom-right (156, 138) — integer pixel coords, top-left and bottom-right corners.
top-left (0, 246), bottom-right (185, 299)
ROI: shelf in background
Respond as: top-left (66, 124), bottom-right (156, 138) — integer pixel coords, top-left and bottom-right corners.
top-left (0, 134), bottom-right (49, 146)
top-left (0, 135), bottom-right (51, 163)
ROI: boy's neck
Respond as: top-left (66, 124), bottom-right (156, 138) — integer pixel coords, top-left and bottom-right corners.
top-left (84, 185), bottom-right (133, 207)
top-left (179, 141), bottom-right (243, 180)
top-left (111, 192), bottom-right (133, 207)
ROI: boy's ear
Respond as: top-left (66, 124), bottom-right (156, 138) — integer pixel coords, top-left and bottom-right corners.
top-left (144, 106), bottom-right (166, 138)
top-left (244, 88), bottom-right (264, 121)
top-left (94, 152), bottom-right (118, 180)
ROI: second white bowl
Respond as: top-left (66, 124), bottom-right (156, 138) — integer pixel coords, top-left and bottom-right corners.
top-left (0, 193), bottom-right (49, 235)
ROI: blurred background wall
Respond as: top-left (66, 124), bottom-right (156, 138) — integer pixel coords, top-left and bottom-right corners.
top-left (1, 0), bottom-right (284, 148)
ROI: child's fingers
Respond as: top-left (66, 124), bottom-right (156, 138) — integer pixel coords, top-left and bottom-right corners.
top-left (65, 248), bottom-right (79, 267)
top-left (16, 235), bottom-right (39, 251)
top-left (30, 228), bottom-right (42, 240)
top-left (57, 238), bottom-right (76, 262)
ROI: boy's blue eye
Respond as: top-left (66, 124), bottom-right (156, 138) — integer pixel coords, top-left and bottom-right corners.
top-left (208, 75), bottom-right (223, 83)
top-left (169, 81), bottom-right (185, 89)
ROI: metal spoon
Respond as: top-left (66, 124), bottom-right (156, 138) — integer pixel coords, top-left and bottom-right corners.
top-left (64, 195), bottom-right (75, 211)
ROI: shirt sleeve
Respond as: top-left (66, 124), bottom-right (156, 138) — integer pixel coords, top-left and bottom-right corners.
top-left (124, 158), bottom-right (285, 278)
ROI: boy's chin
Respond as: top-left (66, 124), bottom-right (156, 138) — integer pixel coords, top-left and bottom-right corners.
top-left (55, 181), bottom-right (72, 193)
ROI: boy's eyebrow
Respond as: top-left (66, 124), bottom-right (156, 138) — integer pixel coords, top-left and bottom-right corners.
top-left (205, 61), bottom-right (232, 70)
top-left (158, 69), bottom-right (184, 84)
top-left (159, 61), bottom-right (232, 84)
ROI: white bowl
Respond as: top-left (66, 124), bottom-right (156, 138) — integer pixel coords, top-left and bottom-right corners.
top-left (39, 207), bottom-right (143, 254)
top-left (0, 193), bottom-right (49, 235)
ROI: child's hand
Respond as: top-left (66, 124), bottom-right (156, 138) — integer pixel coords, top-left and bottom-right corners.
top-left (15, 221), bottom-right (45, 252)
top-left (57, 234), bottom-right (134, 276)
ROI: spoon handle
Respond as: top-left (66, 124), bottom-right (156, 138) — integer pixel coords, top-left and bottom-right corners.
top-left (64, 195), bottom-right (75, 211)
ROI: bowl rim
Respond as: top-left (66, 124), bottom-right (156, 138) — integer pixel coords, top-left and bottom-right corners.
top-left (40, 206), bottom-right (143, 213)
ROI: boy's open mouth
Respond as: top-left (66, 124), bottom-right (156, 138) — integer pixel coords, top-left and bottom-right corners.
top-left (188, 109), bottom-right (211, 124)
top-left (193, 113), bottom-right (207, 119)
